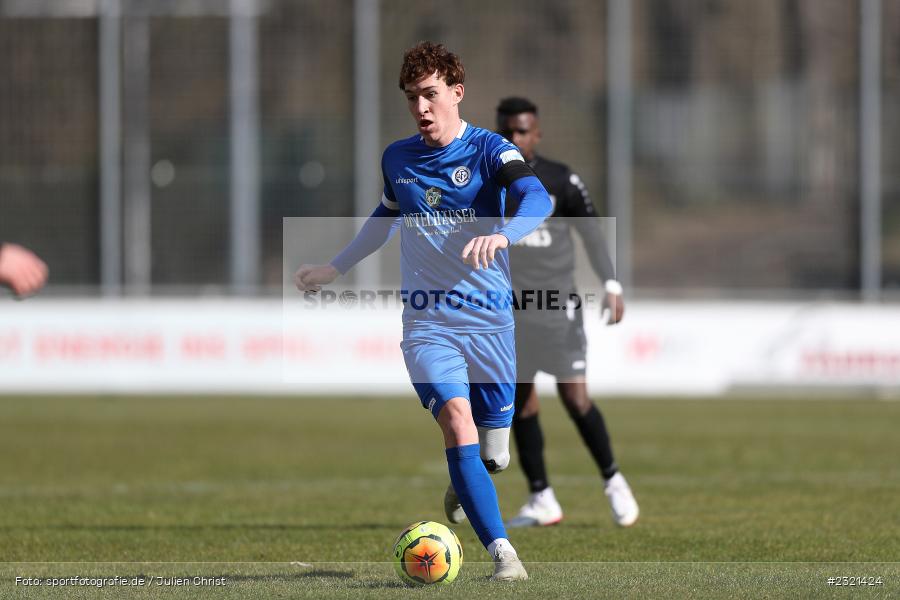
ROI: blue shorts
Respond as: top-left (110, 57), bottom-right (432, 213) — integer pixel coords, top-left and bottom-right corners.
top-left (400, 328), bottom-right (516, 428)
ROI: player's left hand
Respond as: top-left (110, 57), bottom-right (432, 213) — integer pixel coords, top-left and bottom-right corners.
top-left (461, 234), bottom-right (509, 270)
top-left (600, 279), bottom-right (625, 325)
top-left (601, 292), bottom-right (625, 325)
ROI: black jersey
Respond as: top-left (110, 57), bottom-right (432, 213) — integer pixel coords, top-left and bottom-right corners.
top-left (505, 155), bottom-right (615, 298)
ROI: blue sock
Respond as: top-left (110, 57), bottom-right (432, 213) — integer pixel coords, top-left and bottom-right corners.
top-left (445, 444), bottom-right (507, 549)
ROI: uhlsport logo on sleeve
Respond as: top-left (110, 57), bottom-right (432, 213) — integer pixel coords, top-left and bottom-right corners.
top-left (451, 166), bottom-right (471, 187)
top-left (424, 186), bottom-right (442, 207)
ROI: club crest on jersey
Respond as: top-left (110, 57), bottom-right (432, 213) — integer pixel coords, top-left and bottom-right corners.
top-left (424, 186), bottom-right (442, 207)
top-left (451, 166), bottom-right (471, 187)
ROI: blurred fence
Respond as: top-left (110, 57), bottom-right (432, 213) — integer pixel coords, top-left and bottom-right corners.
top-left (0, 0), bottom-right (898, 299)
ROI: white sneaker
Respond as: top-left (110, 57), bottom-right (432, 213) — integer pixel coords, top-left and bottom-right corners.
top-left (505, 487), bottom-right (564, 528)
top-left (443, 484), bottom-right (467, 524)
top-left (490, 541), bottom-right (528, 581)
top-left (604, 472), bottom-right (639, 527)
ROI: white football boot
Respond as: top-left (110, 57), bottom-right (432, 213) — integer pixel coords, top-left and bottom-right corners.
top-left (604, 472), bottom-right (639, 527)
top-left (505, 487), bottom-right (564, 528)
top-left (490, 540), bottom-right (528, 581)
top-left (443, 484), bottom-right (467, 524)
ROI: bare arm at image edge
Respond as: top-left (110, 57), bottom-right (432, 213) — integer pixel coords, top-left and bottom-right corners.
top-left (0, 243), bottom-right (49, 298)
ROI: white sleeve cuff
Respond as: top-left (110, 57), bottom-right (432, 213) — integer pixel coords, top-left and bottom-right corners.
top-left (604, 279), bottom-right (623, 296)
top-left (381, 193), bottom-right (399, 211)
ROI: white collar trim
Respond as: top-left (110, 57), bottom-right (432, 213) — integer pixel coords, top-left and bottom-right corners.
top-left (418, 120), bottom-right (468, 144)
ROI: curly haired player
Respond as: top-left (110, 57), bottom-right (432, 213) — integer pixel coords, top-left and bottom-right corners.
top-left (295, 43), bottom-right (552, 581)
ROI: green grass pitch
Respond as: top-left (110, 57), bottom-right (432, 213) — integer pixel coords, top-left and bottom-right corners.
top-left (0, 395), bottom-right (897, 599)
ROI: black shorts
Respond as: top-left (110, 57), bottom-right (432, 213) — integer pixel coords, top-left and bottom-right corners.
top-left (514, 310), bottom-right (587, 381)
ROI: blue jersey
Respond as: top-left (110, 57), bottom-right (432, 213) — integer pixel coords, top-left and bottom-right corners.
top-left (380, 121), bottom-right (530, 333)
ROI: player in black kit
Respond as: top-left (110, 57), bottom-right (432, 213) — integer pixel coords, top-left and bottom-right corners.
top-left (498, 97), bottom-right (638, 527)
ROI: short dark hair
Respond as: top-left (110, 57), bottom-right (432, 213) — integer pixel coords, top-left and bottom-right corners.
top-left (496, 97), bottom-right (538, 117)
top-left (495, 97), bottom-right (538, 131)
top-left (398, 41), bottom-right (466, 90)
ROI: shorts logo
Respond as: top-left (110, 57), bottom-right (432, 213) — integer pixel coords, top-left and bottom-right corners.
top-left (451, 166), bottom-right (471, 187)
top-left (427, 397), bottom-right (437, 411)
top-left (424, 186), bottom-right (442, 207)
top-left (500, 402), bottom-right (514, 412)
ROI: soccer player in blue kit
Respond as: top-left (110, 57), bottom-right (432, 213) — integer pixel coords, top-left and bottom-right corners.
top-left (294, 42), bottom-right (552, 581)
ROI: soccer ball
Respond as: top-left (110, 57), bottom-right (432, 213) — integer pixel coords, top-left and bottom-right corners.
top-left (392, 521), bottom-right (463, 586)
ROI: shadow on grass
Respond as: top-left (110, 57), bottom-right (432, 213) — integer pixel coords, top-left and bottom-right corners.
top-left (0, 522), bottom-right (393, 532)
top-left (215, 571), bottom-right (407, 589)
top-left (346, 580), bottom-right (408, 589)
top-left (219, 570), bottom-right (356, 582)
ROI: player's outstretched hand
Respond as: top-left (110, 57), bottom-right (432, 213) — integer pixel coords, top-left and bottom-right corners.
top-left (294, 264), bottom-right (339, 292)
top-left (602, 291), bottom-right (625, 325)
top-left (0, 243), bottom-right (48, 298)
top-left (461, 233), bottom-right (509, 270)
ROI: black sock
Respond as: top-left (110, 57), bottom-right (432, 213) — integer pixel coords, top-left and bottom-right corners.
top-left (573, 404), bottom-right (618, 480)
top-left (512, 413), bottom-right (549, 493)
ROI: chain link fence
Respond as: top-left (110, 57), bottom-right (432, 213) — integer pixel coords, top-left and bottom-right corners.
top-left (0, 0), bottom-right (897, 297)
